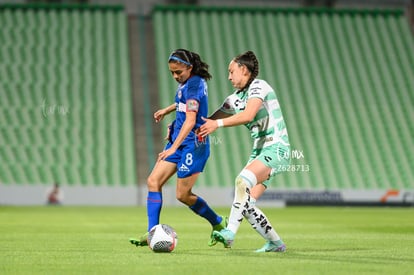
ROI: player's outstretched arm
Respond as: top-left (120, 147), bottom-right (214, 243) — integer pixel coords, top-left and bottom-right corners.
top-left (208, 109), bottom-right (232, 120)
top-left (199, 98), bottom-right (262, 136)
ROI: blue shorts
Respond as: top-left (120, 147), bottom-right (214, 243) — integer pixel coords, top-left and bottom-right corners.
top-left (164, 137), bottom-right (210, 178)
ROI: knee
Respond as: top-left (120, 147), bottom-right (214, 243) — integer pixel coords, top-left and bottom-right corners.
top-left (147, 175), bottom-right (159, 191)
top-left (235, 169), bottom-right (258, 190)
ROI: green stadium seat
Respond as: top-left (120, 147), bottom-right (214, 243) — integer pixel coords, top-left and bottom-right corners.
top-left (0, 5), bottom-right (136, 186)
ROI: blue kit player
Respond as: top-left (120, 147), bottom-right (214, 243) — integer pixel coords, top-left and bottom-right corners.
top-left (130, 49), bottom-right (226, 248)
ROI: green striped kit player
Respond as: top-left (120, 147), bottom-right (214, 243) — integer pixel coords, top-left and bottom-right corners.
top-left (199, 51), bottom-right (290, 252)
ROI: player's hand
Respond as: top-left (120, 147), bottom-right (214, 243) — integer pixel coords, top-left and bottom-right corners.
top-left (154, 109), bottom-right (167, 123)
top-left (198, 117), bottom-right (218, 137)
top-left (157, 147), bottom-right (176, 162)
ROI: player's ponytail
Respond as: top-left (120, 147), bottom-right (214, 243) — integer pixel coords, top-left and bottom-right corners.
top-left (168, 49), bottom-right (212, 80)
top-left (233, 50), bottom-right (259, 90)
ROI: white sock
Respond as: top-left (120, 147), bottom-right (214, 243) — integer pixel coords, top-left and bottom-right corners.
top-left (243, 197), bottom-right (281, 242)
top-left (227, 169), bottom-right (257, 234)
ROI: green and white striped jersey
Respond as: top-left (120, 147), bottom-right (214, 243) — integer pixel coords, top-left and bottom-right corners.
top-left (219, 79), bottom-right (290, 150)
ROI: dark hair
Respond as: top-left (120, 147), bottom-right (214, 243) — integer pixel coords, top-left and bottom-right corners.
top-left (168, 49), bottom-right (212, 80)
top-left (233, 50), bottom-right (259, 89)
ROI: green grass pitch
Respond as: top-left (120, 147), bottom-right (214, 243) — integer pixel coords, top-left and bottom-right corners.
top-left (1, 206), bottom-right (413, 274)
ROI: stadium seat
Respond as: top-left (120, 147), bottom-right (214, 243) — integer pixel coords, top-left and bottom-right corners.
top-left (0, 5), bottom-right (136, 186)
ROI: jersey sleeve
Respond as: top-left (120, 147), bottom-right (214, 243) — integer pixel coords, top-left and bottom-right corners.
top-left (185, 76), bottom-right (204, 101)
top-left (184, 76), bottom-right (204, 112)
top-left (247, 79), bottom-right (270, 101)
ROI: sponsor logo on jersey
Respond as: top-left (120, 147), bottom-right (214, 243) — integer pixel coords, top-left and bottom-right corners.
top-left (234, 99), bottom-right (246, 110)
top-left (250, 86), bottom-right (262, 96)
top-left (177, 102), bottom-right (186, 112)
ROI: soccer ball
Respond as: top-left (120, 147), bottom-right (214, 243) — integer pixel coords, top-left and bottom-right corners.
top-left (147, 224), bottom-right (178, 253)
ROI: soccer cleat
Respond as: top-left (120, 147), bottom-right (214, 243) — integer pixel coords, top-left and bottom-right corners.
top-left (212, 228), bottom-right (235, 248)
top-left (129, 232), bottom-right (149, 247)
top-left (208, 216), bottom-right (228, 247)
top-left (255, 240), bottom-right (286, 253)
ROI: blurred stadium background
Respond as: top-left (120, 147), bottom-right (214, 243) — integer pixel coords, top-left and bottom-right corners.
top-left (0, 0), bottom-right (413, 206)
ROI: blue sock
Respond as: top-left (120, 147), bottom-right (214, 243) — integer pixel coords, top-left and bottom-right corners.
top-left (147, 191), bottom-right (162, 231)
top-left (189, 196), bottom-right (222, 226)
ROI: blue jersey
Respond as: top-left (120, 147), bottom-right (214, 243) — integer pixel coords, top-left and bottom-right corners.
top-left (170, 75), bottom-right (209, 146)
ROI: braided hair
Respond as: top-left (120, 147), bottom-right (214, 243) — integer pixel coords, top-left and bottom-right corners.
top-left (168, 49), bottom-right (212, 80)
top-left (233, 50), bottom-right (259, 90)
